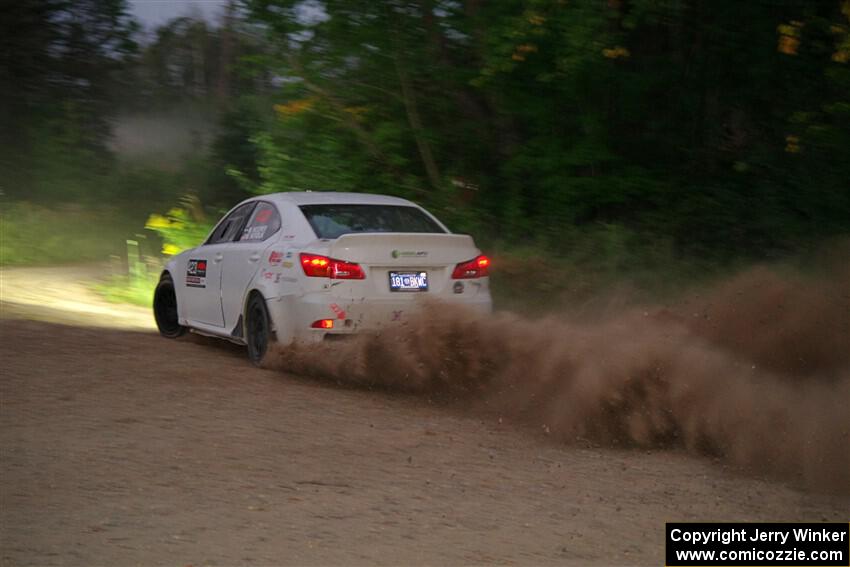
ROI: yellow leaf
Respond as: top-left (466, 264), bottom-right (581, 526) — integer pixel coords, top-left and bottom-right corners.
top-left (145, 214), bottom-right (171, 230)
top-left (343, 105), bottom-right (369, 117)
top-left (602, 46), bottom-right (630, 59)
top-left (274, 98), bottom-right (316, 117)
top-left (785, 135), bottom-right (801, 153)
top-left (778, 35), bottom-right (799, 55)
top-left (777, 20), bottom-right (803, 55)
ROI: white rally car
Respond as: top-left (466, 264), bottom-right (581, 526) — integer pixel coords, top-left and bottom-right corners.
top-left (153, 192), bottom-right (492, 363)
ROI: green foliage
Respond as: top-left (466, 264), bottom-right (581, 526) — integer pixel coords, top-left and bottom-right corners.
top-left (237, 0), bottom-right (850, 261)
top-left (145, 196), bottom-right (215, 256)
top-left (0, 202), bottom-right (147, 267)
top-left (95, 270), bottom-right (160, 307)
top-left (5, 0), bottom-right (850, 310)
top-left (488, 225), bottom-right (734, 316)
top-left (95, 239), bottom-right (163, 307)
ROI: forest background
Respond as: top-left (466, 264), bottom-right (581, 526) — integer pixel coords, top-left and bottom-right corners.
top-left (2, 0), bottom-right (848, 308)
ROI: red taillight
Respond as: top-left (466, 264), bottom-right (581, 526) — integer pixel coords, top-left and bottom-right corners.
top-left (300, 253), bottom-right (365, 279)
top-left (451, 255), bottom-right (490, 279)
top-left (301, 253), bottom-right (329, 276)
top-left (330, 259), bottom-right (365, 279)
top-left (311, 319), bottom-right (334, 329)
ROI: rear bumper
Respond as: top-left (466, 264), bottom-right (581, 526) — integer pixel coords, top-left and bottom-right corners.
top-left (283, 290), bottom-right (492, 344)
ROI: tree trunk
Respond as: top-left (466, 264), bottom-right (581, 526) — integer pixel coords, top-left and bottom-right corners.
top-left (394, 51), bottom-right (442, 192)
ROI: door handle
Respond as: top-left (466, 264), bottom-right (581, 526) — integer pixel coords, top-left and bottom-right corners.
top-left (248, 253), bottom-right (261, 262)
top-left (213, 253), bottom-right (224, 263)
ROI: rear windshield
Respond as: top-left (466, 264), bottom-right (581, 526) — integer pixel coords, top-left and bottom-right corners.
top-left (300, 204), bottom-right (446, 239)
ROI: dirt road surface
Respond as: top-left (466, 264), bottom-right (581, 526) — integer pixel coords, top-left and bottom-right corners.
top-left (1, 268), bottom-right (848, 566)
top-left (0, 265), bottom-right (154, 331)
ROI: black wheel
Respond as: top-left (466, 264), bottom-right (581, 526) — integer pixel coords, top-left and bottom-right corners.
top-left (246, 293), bottom-right (271, 365)
top-left (153, 273), bottom-right (186, 338)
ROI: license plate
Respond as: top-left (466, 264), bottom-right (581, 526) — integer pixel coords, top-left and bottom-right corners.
top-left (389, 271), bottom-right (428, 292)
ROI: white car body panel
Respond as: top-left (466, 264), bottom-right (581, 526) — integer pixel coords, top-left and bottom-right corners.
top-left (219, 240), bottom-right (270, 330)
top-left (181, 246), bottom-right (225, 327)
top-left (163, 192), bottom-right (492, 347)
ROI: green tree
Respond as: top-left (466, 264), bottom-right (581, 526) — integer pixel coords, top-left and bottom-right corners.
top-left (0, 0), bottom-right (139, 201)
top-left (233, 0), bottom-right (850, 258)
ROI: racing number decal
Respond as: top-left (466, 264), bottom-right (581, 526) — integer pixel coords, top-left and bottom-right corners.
top-left (186, 259), bottom-right (207, 288)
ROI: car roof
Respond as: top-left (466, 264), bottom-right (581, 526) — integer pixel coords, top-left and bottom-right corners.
top-left (255, 191), bottom-right (418, 207)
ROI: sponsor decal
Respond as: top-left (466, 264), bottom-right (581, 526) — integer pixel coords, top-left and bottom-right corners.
top-left (329, 303), bottom-right (346, 320)
top-left (268, 250), bottom-right (283, 265)
top-left (243, 225), bottom-right (267, 240)
top-left (281, 261), bottom-right (293, 269)
top-left (186, 259), bottom-right (207, 288)
top-left (453, 281), bottom-right (465, 294)
top-left (255, 209), bottom-right (272, 223)
top-left (391, 249), bottom-right (428, 259)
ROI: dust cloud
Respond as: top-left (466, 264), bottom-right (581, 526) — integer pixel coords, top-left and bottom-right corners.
top-left (267, 266), bottom-right (850, 493)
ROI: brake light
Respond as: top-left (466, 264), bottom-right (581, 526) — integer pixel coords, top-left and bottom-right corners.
top-left (300, 253), bottom-right (365, 279)
top-left (311, 319), bottom-right (334, 329)
top-left (451, 255), bottom-right (490, 279)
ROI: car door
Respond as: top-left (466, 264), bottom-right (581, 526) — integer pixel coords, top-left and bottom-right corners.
top-left (183, 202), bottom-right (256, 328)
top-left (219, 201), bottom-right (282, 331)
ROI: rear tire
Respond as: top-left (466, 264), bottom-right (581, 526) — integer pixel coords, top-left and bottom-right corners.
top-left (153, 273), bottom-right (186, 338)
top-left (246, 293), bottom-right (271, 366)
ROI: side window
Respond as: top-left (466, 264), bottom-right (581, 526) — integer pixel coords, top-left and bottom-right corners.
top-left (240, 202), bottom-right (281, 242)
top-left (207, 203), bottom-right (257, 244)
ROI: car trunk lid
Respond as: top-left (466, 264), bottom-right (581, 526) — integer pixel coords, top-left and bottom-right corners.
top-left (327, 233), bottom-right (480, 296)
top-left (329, 233), bottom-right (478, 266)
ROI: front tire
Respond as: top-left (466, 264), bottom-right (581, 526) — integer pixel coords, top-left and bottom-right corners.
top-left (153, 273), bottom-right (186, 338)
top-left (246, 293), bottom-right (271, 365)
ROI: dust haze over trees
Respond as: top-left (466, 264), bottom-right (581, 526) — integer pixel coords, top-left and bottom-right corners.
top-left (0, 0), bottom-right (138, 201)
top-left (2, 0), bottom-right (849, 266)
